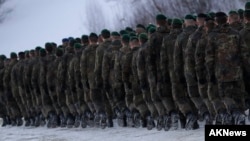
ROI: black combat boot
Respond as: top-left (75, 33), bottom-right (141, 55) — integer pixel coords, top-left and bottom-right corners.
top-left (179, 112), bottom-right (186, 129)
top-left (85, 110), bottom-right (94, 127)
top-left (100, 112), bottom-right (107, 129)
top-left (16, 116), bottom-right (23, 126)
top-left (170, 111), bottom-right (179, 130)
top-left (156, 115), bottom-right (164, 131)
top-left (116, 108), bottom-right (127, 127)
top-left (107, 116), bottom-right (113, 128)
top-left (1, 116), bottom-right (10, 127)
top-left (232, 110), bottom-right (246, 125)
top-left (11, 118), bottom-right (17, 126)
top-left (126, 110), bottom-right (134, 127)
top-left (39, 114), bottom-right (46, 127)
top-left (202, 112), bottom-right (213, 125)
top-left (185, 112), bottom-right (199, 130)
top-left (74, 114), bottom-right (81, 128)
top-left (66, 114), bottom-right (75, 128)
top-left (163, 114), bottom-right (171, 131)
top-left (133, 111), bottom-right (141, 128)
top-left (146, 115), bottom-right (155, 130)
top-left (59, 114), bottom-right (67, 128)
top-left (30, 117), bottom-right (35, 127)
top-left (47, 111), bottom-right (59, 128)
top-left (24, 117), bottom-right (31, 127)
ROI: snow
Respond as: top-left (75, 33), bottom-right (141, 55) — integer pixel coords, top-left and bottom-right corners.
top-left (0, 111), bottom-right (249, 141)
top-left (0, 118), bottom-right (205, 141)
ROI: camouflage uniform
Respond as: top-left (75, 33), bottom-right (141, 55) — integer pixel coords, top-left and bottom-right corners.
top-left (173, 25), bottom-right (197, 117)
top-left (206, 24), bottom-right (245, 124)
top-left (57, 48), bottom-right (77, 118)
top-left (113, 45), bottom-right (130, 112)
top-left (230, 21), bottom-right (243, 31)
top-left (161, 28), bottom-right (183, 115)
top-left (3, 58), bottom-right (21, 123)
top-left (69, 47), bottom-right (89, 116)
top-left (137, 42), bottom-right (158, 118)
top-left (23, 55), bottom-right (37, 122)
top-left (147, 26), bottom-right (170, 117)
top-left (94, 39), bottom-right (113, 117)
top-left (0, 60), bottom-right (8, 124)
top-left (102, 40), bottom-right (122, 118)
top-left (195, 30), bottom-right (216, 117)
top-left (185, 26), bottom-right (209, 118)
top-left (12, 55), bottom-right (30, 121)
top-left (80, 44), bottom-right (100, 113)
top-left (240, 22), bottom-right (250, 110)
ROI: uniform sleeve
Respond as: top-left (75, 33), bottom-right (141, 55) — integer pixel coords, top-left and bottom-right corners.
top-left (94, 47), bottom-right (103, 87)
top-left (102, 51), bottom-right (110, 84)
top-left (80, 50), bottom-right (89, 90)
top-left (122, 52), bottom-right (132, 84)
top-left (205, 35), bottom-right (216, 82)
top-left (173, 36), bottom-right (184, 81)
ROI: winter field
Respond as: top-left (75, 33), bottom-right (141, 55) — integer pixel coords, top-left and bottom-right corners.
top-left (0, 110), bottom-right (249, 141)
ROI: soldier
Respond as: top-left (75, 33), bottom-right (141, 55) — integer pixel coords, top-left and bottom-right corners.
top-left (68, 43), bottom-right (93, 128)
top-left (147, 14), bottom-right (170, 130)
top-left (123, 36), bottom-right (153, 129)
top-left (31, 47), bottom-right (46, 127)
top-left (61, 38), bottom-right (69, 51)
top-left (81, 35), bottom-right (89, 48)
top-left (173, 14), bottom-right (199, 130)
top-left (57, 41), bottom-right (78, 128)
top-left (239, 9), bottom-right (250, 121)
top-left (111, 31), bottom-right (121, 41)
top-left (161, 18), bottom-right (183, 130)
top-left (80, 33), bottom-right (102, 128)
top-left (102, 39), bottom-right (123, 128)
top-left (185, 13), bottom-right (211, 124)
top-left (0, 55), bottom-right (10, 126)
top-left (195, 17), bottom-right (216, 123)
top-left (113, 34), bottom-right (131, 127)
top-left (206, 12), bottom-right (246, 125)
top-left (40, 43), bottom-right (58, 128)
top-left (94, 29), bottom-right (113, 128)
top-left (137, 33), bottom-right (157, 130)
top-left (228, 11), bottom-right (243, 31)
top-left (135, 24), bottom-right (146, 36)
top-left (12, 52), bottom-right (30, 126)
top-left (23, 49), bottom-right (36, 126)
top-left (245, 2), bottom-right (250, 10)
top-left (3, 52), bottom-right (22, 126)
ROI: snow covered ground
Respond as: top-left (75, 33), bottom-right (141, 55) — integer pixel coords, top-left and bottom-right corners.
top-left (0, 111), bottom-right (249, 141)
top-left (0, 118), bottom-right (205, 141)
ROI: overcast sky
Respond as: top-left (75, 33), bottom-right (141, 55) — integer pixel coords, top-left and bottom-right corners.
top-left (0, 0), bottom-right (115, 57)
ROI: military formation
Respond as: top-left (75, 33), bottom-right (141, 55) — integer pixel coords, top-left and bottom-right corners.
top-left (1, 3), bottom-right (250, 131)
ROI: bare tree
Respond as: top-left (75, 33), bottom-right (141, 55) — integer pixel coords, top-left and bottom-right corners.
top-left (0, 0), bottom-right (12, 24)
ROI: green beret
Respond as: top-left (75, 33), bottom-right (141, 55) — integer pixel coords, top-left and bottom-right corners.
top-left (18, 51), bottom-right (25, 57)
top-left (101, 29), bottom-right (110, 35)
top-left (45, 42), bottom-right (52, 48)
top-left (146, 24), bottom-right (156, 32)
top-left (130, 36), bottom-right (138, 42)
top-left (238, 9), bottom-right (244, 15)
top-left (172, 18), bottom-right (183, 25)
top-left (244, 9), bottom-right (250, 16)
top-left (10, 52), bottom-right (17, 58)
top-left (56, 48), bottom-right (64, 57)
top-left (208, 12), bottom-right (215, 19)
top-left (215, 12), bottom-right (227, 18)
top-left (89, 32), bottom-right (98, 38)
top-left (197, 13), bottom-right (207, 18)
top-left (167, 18), bottom-right (172, 25)
top-left (74, 43), bottom-right (82, 49)
top-left (111, 31), bottom-right (120, 36)
top-left (39, 48), bottom-right (46, 57)
top-left (125, 27), bottom-right (133, 32)
top-left (0, 55), bottom-right (7, 60)
top-left (245, 2), bottom-right (250, 10)
top-left (185, 14), bottom-right (195, 20)
top-left (139, 33), bottom-right (148, 40)
top-left (228, 10), bottom-right (238, 15)
top-left (119, 30), bottom-right (128, 35)
top-left (136, 24), bottom-right (145, 29)
top-left (35, 46), bottom-right (42, 51)
top-left (156, 14), bottom-right (167, 20)
top-left (129, 32), bottom-right (136, 37)
top-left (81, 35), bottom-right (88, 40)
top-left (121, 34), bottom-right (130, 42)
top-left (148, 27), bottom-right (156, 34)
